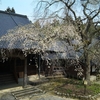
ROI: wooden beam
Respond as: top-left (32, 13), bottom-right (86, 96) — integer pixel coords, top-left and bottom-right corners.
top-left (0, 49), bottom-right (25, 59)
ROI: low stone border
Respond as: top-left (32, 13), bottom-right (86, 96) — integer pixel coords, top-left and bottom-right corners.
top-left (54, 91), bottom-right (100, 100)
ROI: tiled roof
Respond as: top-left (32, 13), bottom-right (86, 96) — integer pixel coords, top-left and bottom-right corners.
top-left (0, 10), bottom-right (30, 37)
top-left (48, 40), bottom-right (69, 52)
top-left (0, 22), bottom-right (77, 58)
top-left (0, 24), bottom-right (45, 52)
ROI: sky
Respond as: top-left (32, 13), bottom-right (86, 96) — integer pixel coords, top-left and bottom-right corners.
top-left (0, 0), bottom-right (85, 22)
top-left (0, 0), bottom-right (99, 23)
top-left (0, 0), bottom-right (36, 22)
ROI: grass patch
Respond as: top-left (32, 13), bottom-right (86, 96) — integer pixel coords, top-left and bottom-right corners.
top-left (39, 78), bottom-right (100, 96)
top-left (87, 84), bottom-right (100, 95)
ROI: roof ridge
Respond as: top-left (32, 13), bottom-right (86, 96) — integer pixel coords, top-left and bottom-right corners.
top-left (0, 10), bottom-right (28, 18)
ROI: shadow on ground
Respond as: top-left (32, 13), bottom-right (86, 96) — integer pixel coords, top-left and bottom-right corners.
top-left (0, 83), bottom-right (22, 90)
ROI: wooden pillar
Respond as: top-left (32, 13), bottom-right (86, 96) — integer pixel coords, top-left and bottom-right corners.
top-left (14, 58), bottom-right (18, 83)
top-left (23, 57), bottom-right (27, 88)
top-left (38, 54), bottom-right (41, 79)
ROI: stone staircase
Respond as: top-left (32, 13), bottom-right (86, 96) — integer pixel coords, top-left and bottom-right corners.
top-left (0, 74), bottom-right (16, 85)
top-left (11, 86), bottom-right (43, 99)
top-left (53, 67), bottom-right (67, 77)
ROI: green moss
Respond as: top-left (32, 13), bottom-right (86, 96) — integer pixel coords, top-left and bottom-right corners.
top-left (87, 84), bottom-right (100, 95)
top-left (40, 78), bottom-right (100, 96)
top-left (76, 85), bottom-right (83, 89)
top-left (66, 89), bottom-right (73, 94)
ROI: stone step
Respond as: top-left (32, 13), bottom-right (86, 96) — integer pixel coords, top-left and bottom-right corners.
top-left (11, 86), bottom-right (43, 99)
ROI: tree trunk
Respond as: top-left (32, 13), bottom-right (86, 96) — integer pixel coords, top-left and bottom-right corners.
top-left (86, 57), bottom-right (90, 81)
top-left (84, 50), bottom-right (91, 84)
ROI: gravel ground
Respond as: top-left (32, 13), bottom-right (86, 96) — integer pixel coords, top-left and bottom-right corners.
top-left (0, 93), bottom-right (78, 100)
top-left (30, 94), bottom-right (78, 100)
top-left (0, 93), bottom-right (15, 100)
top-left (0, 89), bottom-right (100, 100)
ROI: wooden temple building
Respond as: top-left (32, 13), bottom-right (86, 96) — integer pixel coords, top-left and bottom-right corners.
top-left (0, 10), bottom-right (34, 87)
top-left (0, 10), bottom-right (87, 88)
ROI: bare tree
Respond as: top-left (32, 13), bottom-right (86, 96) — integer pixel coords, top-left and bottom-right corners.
top-left (34, 0), bottom-right (100, 83)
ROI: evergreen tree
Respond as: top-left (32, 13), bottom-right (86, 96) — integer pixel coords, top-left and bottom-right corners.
top-left (11, 7), bottom-right (15, 13)
top-left (5, 7), bottom-right (10, 13)
top-left (5, 7), bottom-right (15, 13)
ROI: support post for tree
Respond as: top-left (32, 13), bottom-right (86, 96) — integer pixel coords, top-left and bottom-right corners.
top-left (84, 80), bottom-right (87, 95)
top-left (23, 57), bottom-right (27, 88)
